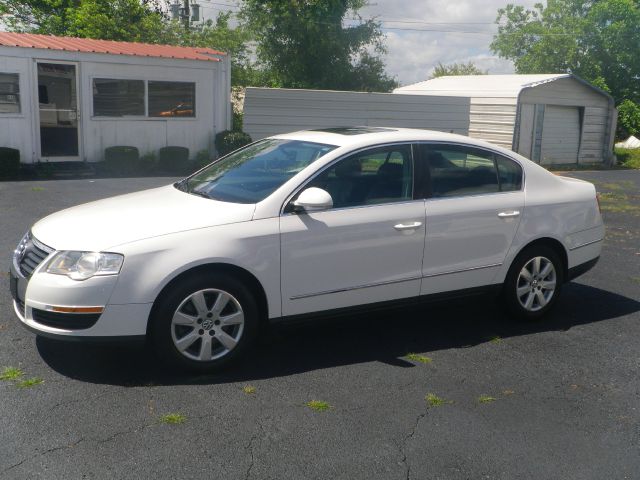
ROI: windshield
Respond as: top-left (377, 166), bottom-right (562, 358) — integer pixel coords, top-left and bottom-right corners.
top-left (176, 139), bottom-right (337, 203)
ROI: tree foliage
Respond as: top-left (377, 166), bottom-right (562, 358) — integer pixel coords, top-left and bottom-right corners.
top-left (431, 61), bottom-right (487, 78)
top-left (240, 0), bottom-right (397, 92)
top-left (490, 0), bottom-right (640, 102)
top-left (0, 0), bottom-right (166, 42)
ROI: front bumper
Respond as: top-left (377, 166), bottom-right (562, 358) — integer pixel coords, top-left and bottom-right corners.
top-left (9, 261), bottom-right (151, 339)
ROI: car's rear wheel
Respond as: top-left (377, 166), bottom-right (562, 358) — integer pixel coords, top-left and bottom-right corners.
top-left (151, 273), bottom-right (258, 372)
top-left (504, 246), bottom-right (563, 321)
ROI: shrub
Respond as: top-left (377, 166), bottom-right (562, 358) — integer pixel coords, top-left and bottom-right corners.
top-left (138, 152), bottom-right (157, 173)
top-left (194, 149), bottom-right (212, 170)
top-left (0, 147), bottom-right (20, 178)
top-left (104, 146), bottom-right (139, 175)
top-left (215, 130), bottom-right (252, 157)
top-left (615, 148), bottom-right (640, 169)
top-left (159, 146), bottom-right (189, 173)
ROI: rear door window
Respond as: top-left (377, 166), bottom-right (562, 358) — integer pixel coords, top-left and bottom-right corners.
top-left (424, 145), bottom-right (499, 198)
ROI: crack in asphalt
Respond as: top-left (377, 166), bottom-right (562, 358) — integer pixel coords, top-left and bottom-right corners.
top-left (244, 417), bottom-right (267, 480)
top-left (398, 411), bottom-right (427, 480)
top-left (47, 388), bottom-right (113, 413)
top-left (1, 437), bottom-right (85, 475)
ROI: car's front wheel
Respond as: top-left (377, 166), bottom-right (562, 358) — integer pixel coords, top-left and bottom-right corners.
top-left (504, 246), bottom-right (563, 321)
top-left (151, 273), bottom-right (259, 372)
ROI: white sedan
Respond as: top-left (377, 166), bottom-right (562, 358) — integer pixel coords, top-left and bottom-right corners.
top-left (10, 127), bottom-right (604, 371)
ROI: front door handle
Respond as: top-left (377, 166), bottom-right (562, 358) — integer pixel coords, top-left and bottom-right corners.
top-left (394, 221), bottom-right (422, 231)
top-left (498, 210), bottom-right (520, 218)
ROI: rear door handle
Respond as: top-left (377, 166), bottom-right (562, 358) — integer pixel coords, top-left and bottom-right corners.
top-left (394, 221), bottom-right (422, 231)
top-left (498, 210), bottom-right (520, 218)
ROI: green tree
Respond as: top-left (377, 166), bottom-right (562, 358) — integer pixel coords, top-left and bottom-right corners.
top-left (430, 61), bottom-right (487, 78)
top-left (240, 0), bottom-right (397, 92)
top-left (490, 1), bottom-right (640, 102)
top-left (161, 12), bottom-right (255, 87)
top-left (0, 0), bottom-right (167, 43)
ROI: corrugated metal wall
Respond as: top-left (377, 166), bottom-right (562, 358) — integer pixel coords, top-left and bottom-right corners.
top-left (468, 97), bottom-right (517, 149)
top-left (243, 88), bottom-right (470, 140)
top-left (519, 78), bottom-right (611, 164)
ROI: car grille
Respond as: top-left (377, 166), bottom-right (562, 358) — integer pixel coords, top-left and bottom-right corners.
top-left (18, 234), bottom-right (53, 278)
top-left (31, 309), bottom-right (101, 330)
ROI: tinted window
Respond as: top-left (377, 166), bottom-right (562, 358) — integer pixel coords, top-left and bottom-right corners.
top-left (426, 145), bottom-right (499, 198)
top-left (0, 73), bottom-right (20, 114)
top-left (179, 139), bottom-right (337, 203)
top-left (148, 81), bottom-right (195, 118)
top-left (309, 145), bottom-right (413, 208)
top-left (496, 154), bottom-right (523, 191)
top-left (93, 79), bottom-right (145, 116)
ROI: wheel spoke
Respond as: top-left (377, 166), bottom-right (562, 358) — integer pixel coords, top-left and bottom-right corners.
top-left (212, 292), bottom-right (230, 315)
top-left (517, 285), bottom-right (531, 297)
top-left (520, 267), bottom-right (532, 282)
top-left (220, 310), bottom-right (244, 326)
top-left (524, 291), bottom-right (535, 310)
top-left (217, 330), bottom-right (237, 350)
top-left (539, 262), bottom-right (553, 279)
top-left (541, 280), bottom-right (556, 290)
top-left (535, 290), bottom-right (547, 307)
top-left (190, 291), bottom-right (209, 317)
top-left (174, 330), bottom-right (199, 352)
top-left (173, 311), bottom-right (197, 326)
top-left (533, 257), bottom-right (541, 276)
top-left (199, 335), bottom-right (213, 361)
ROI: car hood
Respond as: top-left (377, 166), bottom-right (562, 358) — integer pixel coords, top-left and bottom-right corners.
top-left (31, 185), bottom-right (256, 251)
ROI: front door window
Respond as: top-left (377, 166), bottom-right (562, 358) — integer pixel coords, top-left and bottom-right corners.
top-left (37, 63), bottom-right (79, 158)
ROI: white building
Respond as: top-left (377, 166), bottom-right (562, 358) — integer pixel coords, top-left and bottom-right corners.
top-left (395, 74), bottom-right (617, 165)
top-left (0, 32), bottom-right (231, 164)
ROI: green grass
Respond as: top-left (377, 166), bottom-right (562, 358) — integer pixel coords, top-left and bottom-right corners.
top-left (425, 393), bottom-right (452, 407)
top-left (615, 148), bottom-right (640, 169)
top-left (0, 366), bottom-right (23, 381)
top-left (306, 400), bottom-right (331, 412)
top-left (30, 186), bottom-right (45, 192)
top-left (16, 377), bottom-right (43, 388)
top-left (489, 335), bottom-right (502, 344)
top-left (406, 353), bottom-right (432, 364)
top-left (631, 277), bottom-right (640, 284)
top-left (478, 394), bottom-right (497, 404)
top-left (242, 385), bottom-right (256, 395)
top-left (160, 413), bottom-right (186, 425)
top-left (598, 192), bottom-right (640, 215)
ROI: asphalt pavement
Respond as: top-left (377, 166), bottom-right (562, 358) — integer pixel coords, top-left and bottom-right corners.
top-left (0, 171), bottom-right (638, 479)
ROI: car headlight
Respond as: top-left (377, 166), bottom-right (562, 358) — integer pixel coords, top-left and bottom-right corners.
top-left (46, 251), bottom-right (124, 281)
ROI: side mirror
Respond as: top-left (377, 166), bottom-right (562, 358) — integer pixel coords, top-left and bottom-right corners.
top-left (292, 187), bottom-right (333, 212)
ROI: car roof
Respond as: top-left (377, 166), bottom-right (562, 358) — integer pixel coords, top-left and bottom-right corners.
top-left (272, 127), bottom-right (506, 152)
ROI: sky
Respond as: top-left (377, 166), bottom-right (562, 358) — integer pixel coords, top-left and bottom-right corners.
top-left (198, 0), bottom-right (541, 87)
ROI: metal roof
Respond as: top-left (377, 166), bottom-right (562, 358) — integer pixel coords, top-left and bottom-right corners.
top-left (0, 32), bottom-right (225, 62)
top-left (394, 74), bottom-right (573, 98)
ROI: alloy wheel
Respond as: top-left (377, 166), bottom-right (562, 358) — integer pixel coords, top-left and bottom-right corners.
top-left (170, 288), bottom-right (245, 362)
top-left (516, 256), bottom-right (557, 312)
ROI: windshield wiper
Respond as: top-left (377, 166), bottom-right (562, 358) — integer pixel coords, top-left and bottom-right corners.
top-left (189, 189), bottom-right (212, 199)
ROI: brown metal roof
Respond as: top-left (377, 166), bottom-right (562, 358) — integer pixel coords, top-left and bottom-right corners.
top-left (0, 32), bottom-right (225, 62)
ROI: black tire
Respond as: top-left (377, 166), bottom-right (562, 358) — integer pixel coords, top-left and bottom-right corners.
top-left (503, 245), bottom-right (564, 321)
top-left (150, 272), bottom-right (259, 372)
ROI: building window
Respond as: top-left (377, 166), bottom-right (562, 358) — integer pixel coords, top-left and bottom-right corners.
top-left (148, 81), bottom-right (196, 118)
top-left (0, 73), bottom-right (20, 114)
top-left (93, 79), bottom-right (145, 117)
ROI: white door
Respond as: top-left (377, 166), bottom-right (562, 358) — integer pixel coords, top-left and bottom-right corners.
top-left (280, 144), bottom-right (426, 316)
top-left (541, 105), bottom-right (581, 164)
top-left (420, 144), bottom-right (525, 294)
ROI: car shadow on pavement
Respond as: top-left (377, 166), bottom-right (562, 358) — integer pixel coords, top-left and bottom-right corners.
top-left (36, 282), bottom-right (640, 386)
